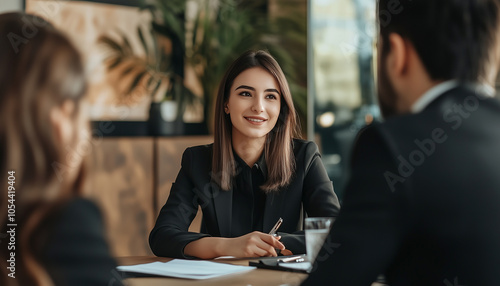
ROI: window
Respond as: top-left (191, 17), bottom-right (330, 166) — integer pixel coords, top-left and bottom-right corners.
top-left (308, 0), bottom-right (379, 200)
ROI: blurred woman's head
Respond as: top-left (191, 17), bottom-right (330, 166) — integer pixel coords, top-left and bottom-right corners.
top-left (0, 12), bottom-right (88, 285)
top-left (213, 50), bottom-right (299, 192)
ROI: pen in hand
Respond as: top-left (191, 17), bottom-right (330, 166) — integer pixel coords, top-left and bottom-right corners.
top-left (269, 217), bottom-right (283, 237)
top-left (269, 217), bottom-right (286, 256)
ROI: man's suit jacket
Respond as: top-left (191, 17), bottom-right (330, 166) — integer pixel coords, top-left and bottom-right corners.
top-left (303, 86), bottom-right (500, 286)
top-left (149, 139), bottom-right (340, 258)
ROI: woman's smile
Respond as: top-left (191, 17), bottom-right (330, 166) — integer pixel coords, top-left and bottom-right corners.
top-left (244, 116), bottom-right (268, 125)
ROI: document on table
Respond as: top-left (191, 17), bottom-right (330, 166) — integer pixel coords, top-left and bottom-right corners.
top-left (116, 259), bottom-right (256, 280)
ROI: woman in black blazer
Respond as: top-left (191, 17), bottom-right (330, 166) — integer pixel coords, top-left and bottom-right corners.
top-left (150, 50), bottom-right (340, 259)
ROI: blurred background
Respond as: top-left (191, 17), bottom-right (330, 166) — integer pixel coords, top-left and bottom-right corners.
top-left (309, 0), bottom-right (379, 199)
top-left (0, 0), bottom-right (386, 256)
top-left (1, 0), bottom-right (379, 256)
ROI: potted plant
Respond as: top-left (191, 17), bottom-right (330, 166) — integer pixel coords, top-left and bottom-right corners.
top-left (98, 0), bottom-right (200, 135)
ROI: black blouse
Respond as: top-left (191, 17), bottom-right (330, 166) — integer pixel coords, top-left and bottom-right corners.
top-left (231, 151), bottom-right (267, 236)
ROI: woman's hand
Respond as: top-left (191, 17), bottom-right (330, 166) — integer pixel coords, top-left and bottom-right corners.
top-left (222, 231), bottom-right (286, 257)
top-left (184, 232), bottom-right (287, 259)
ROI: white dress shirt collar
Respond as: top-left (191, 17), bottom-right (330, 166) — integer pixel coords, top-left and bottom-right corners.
top-left (411, 80), bottom-right (459, 114)
top-left (411, 80), bottom-right (496, 113)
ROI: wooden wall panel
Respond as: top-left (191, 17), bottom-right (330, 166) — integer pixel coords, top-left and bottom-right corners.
top-left (26, 0), bottom-right (154, 120)
top-left (85, 138), bottom-right (154, 257)
top-left (156, 136), bottom-right (213, 232)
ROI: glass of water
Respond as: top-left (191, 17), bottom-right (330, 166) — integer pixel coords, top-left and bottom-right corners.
top-left (305, 217), bottom-right (333, 263)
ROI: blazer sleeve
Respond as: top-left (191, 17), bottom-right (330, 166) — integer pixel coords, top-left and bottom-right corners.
top-left (149, 147), bottom-right (210, 258)
top-left (302, 126), bottom-right (410, 286)
top-left (280, 141), bottom-right (341, 254)
top-left (43, 199), bottom-right (121, 286)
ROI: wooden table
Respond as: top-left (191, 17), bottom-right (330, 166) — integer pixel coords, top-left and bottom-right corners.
top-left (117, 256), bottom-right (387, 286)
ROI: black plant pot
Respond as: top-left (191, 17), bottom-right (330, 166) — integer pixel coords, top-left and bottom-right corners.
top-left (148, 102), bottom-right (184, 136)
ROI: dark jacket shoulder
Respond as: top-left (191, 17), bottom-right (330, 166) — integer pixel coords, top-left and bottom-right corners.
top-left (43, 198), bottom-right (120, 286)
top-left (184, 140), bottom-right (321, 164)
top-left (292, 138), bottom-right (323, 170)
top-left (185, 143), bottom-right (213, 155)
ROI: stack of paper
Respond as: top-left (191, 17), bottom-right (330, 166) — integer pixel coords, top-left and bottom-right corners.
top-left (117, 259), bottom-right (255, 280)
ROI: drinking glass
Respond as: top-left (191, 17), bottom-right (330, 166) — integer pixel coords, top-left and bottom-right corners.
top-left (305, 217), bottom-right (333, 263)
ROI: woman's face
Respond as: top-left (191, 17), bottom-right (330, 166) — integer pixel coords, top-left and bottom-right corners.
top-left (51, 99), bottom-right (90, 183)
top-left (226, 67), bottom-right (281, 141)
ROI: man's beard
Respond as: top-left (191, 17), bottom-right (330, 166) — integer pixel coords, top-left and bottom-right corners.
top-left (377, 57), bottom-right (399, 119)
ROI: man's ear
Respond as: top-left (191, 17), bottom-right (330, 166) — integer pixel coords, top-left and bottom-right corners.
top-left (386, 33), bottom-right (408, 79)
top-left (50, 100), bottom-right (75, 146)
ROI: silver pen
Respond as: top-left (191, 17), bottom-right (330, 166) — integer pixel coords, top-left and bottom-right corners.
top-left (269, 217), bottom-right (283, 237)
top-left (278, 255), bottom-right (305, 263)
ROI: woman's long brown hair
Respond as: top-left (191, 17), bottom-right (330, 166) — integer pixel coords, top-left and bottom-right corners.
top-left (212, 50), bottom-right (300, 192)
top-left (0, 13), bottom-right (87, 286)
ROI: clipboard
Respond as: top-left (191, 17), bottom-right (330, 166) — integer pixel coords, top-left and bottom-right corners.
top-left (249, 255), bottom-right (311, 274)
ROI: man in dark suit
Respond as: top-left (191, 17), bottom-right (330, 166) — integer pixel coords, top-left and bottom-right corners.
top-left (303, 1), bottom-right (500, 285)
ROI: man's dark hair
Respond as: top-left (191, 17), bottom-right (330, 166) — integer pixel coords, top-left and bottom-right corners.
top-left (378, 0), bottom-right (500, 82)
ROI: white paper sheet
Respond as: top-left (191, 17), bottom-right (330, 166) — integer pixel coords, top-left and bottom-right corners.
top-left (117, 259), bottom-right (255, 280)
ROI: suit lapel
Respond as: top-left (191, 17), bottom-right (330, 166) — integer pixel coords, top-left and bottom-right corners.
top-left (212, 184), bottom-right (233, 237)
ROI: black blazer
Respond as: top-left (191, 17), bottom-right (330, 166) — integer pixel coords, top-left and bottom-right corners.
top-left (42, 198), bottom-right (121, 286)
top-left (150, 139), bottom-right (340, 258)
top-left (303, 86), bottom-right (500, 286)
